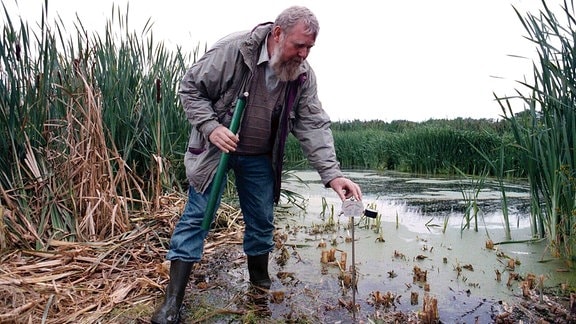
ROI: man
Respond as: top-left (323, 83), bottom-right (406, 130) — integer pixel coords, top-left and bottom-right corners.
top-left (151, 6), bottom-right (362, 324)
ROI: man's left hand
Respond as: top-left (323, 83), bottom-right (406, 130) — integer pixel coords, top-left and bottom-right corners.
top-left (329, 177), bottom-right (363, 201)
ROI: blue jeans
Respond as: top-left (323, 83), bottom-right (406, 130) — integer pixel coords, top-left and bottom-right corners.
top-left (166, 154), bottom-right (275, 262)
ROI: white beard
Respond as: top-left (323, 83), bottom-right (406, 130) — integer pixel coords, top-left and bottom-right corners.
top-left (270, 40), bottom-right (303, 82)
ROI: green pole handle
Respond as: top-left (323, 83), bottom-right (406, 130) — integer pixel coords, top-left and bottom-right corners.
top-left (202, 92), bottom-right (248, 230)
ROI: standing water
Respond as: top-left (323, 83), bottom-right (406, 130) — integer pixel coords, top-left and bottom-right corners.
top-left (270, 170), bottom-right (574, 323)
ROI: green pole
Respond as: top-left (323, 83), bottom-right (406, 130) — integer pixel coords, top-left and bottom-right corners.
top-left (202, 92), bottom-right (248, 230)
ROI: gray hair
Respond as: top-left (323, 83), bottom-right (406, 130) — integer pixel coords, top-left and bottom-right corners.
top-left (274, 6), bottom-right (319, 37)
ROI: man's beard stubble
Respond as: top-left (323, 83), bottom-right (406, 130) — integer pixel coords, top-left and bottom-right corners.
top-left (270, 39), bottom-right (303, 82)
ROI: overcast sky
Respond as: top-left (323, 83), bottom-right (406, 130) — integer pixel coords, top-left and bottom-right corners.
top-left (3, 0), bottom-right (550, 122)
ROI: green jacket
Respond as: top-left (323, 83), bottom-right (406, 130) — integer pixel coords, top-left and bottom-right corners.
top-left (180, 22), bottom-right (343, 202)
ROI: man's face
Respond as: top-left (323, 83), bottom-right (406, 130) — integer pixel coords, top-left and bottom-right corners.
top-left (270, 21), bottom-right (315, 82)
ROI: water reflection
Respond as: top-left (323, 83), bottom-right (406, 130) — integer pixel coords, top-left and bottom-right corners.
top-left (283, 170), bottom-right (532, 234)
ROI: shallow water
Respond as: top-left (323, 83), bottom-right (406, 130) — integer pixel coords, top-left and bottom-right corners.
top-left (272, 170), bottom-right (575, 322)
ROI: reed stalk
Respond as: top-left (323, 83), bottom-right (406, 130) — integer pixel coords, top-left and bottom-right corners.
top-left (499, 0), bottom-right (576, 259)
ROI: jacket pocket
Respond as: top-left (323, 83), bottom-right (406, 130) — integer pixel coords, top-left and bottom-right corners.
top-left (186, 128), bottom-right (207, 156)
top-left (184, 129), bottom-right (208, 189)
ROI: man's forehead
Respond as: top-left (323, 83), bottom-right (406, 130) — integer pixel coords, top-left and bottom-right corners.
top-left (284, 22), bottom-right (316, 44)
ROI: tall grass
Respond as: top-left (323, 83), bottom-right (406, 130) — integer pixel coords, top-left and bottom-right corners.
top-left (455, 166), bottom-right (488, 234)
top-left (0, 2), bottom-right (194, 249)
top-left (499, 0), bottom-right (576, 259)
top-left (285, 119), bottom-right (522, 178)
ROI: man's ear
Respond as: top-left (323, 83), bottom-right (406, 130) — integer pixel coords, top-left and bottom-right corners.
top-left (272, 26), bottom-right (282, 42)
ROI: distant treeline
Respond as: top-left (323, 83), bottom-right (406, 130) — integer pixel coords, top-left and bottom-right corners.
top-left (284, 117), bottom-right (522, 177)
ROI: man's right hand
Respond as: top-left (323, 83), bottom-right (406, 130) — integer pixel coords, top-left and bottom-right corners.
top-left (209, 125), bottom-right (239, 153)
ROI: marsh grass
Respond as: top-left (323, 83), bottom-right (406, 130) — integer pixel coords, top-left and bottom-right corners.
top-left (285, 119), bottom-right (520, 178)
top-left (454, 166), bottom-right (488, 234)
top-left (469, 139), bottom-right (514, 240)
top-left (0, 2), bottom-right (193, 249)
top-left (319, 196), bottom-right (336, 228)
top-left (498, 0), bottom-right (576, 259)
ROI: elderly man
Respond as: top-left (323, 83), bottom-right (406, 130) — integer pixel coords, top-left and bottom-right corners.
top-left (152, 6), bottom-right (362, 323)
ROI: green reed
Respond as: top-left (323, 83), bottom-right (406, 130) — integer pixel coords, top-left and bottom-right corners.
top-left (284, 119), bottom-right (520, 178)
top-left (470, 139), bottom-right (514, 240)
top-left (499, 0), bottom-right (576, 259)
top-left (0, 2), bottom-right (195, 248)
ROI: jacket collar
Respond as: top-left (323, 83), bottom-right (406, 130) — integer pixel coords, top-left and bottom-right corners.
top-left (240, 22), bottom-right (273, 71)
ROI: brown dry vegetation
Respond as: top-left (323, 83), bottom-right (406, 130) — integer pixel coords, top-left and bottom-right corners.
top-left (0, 196), bottom-right (244, 323)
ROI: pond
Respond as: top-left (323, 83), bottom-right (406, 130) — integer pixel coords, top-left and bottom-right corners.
top-left (268, 169), bottom-right (575, 323)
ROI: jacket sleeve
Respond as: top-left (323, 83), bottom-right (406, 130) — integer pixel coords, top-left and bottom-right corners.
top-left (179, 37), bottom-right (243, 139)
top-left (290, 67), bottom-right (344, 187)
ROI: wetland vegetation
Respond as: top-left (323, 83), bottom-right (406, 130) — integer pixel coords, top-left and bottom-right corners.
top-left (1, 0), bottom-right (576, 322)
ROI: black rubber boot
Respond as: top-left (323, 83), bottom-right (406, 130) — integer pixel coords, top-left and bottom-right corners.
top-left (151, 260), bottom-right (194, 324)
top-left (247, 253), bottom-right (272, 289)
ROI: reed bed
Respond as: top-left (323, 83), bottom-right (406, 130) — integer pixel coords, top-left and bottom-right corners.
top-left (499, 0), bottom-right (576, 259)
top-left (285, 119), bottom-right (521, 177)
top-left (0, 3), bottom-right (194, 249)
